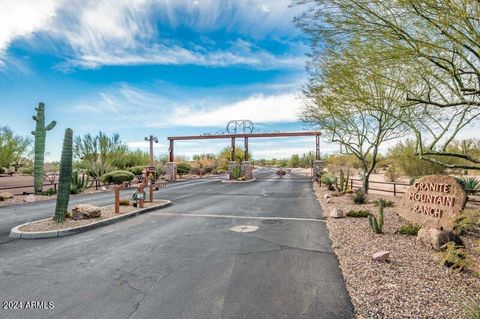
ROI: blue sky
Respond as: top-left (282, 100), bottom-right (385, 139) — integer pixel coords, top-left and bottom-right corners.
top-left (0, 0), bottom-right (333, 161)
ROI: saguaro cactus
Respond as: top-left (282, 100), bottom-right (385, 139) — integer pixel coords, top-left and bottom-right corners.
top-left (31, 103), bottom-right (56, 194)
top-left (55, 129), bottom-right (73, 223)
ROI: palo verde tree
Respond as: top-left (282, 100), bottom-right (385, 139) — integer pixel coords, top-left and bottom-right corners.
top-left (294, 0), bottom-right (480, 170)
top-left (301, 46), bottom-right (410, 192)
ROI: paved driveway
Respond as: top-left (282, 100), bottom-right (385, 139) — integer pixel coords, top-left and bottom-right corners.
top-left (0, 168), bottom-right (353, 319)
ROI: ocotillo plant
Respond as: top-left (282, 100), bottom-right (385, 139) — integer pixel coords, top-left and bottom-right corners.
top-left (31, 103), bottom-right (56, 194)
top-left (54, 129), bottom-right (73, 223)
top-left (368, 203), bottom-right (385, 234)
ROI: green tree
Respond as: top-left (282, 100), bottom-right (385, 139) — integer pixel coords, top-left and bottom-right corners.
top-left (0, 126), bottom-right (16, 169)
top-left (294, 0), bottom-right (480, 169)
top-left (301, 44), bottom-right (410, 192)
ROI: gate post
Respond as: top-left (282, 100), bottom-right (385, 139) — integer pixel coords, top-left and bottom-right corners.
top-left (166, 162), bottom-right (177, 181)
top-left (313, 160), bottom-right (324, 181)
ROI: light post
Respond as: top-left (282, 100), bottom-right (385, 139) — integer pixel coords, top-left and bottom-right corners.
top-left (144, 135), bottom-right (158, 167)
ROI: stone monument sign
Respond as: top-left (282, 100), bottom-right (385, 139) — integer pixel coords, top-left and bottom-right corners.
top-left (399, 175), bottom-right (467, 230)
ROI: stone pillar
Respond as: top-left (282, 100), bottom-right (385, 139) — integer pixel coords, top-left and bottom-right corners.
top-left (313, 160), bottom-right (324, 179)
top-left (228, 161), bottom-right (238, 180)
top-left (241, 161), bottom-right (253, 180)
top-left (166, 162), bottom-right (177, 181)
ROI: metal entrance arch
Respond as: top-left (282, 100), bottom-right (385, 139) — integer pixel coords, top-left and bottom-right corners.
top-left (165, 131), bottom-right (322, 181)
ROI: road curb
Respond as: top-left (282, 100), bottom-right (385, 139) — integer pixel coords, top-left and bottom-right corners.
top-left (221, 178), bottom-right (257, 184)
top-left (9, 200), bottom-right (172, 239)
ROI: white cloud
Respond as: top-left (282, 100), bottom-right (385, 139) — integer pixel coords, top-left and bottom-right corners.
top-left (151, 93), bottom-right (303, 127)
top-left (0, 0), bottom-right (305, 70)
top-left (70, 82), bottom-right (304, 128)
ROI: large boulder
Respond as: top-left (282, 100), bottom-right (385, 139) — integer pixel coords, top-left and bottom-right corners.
top-left (330, 208), bottom-right (345, 218)
top-left (0, 192), bottom-right (13, 200)
top-left (72, 204), bottom-right (101, 220)
top-left (417, 228), bottom-right (463, 251)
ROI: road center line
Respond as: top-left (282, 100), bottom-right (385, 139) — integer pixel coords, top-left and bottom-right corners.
top-left (150, 212), bottom-right (325, 222)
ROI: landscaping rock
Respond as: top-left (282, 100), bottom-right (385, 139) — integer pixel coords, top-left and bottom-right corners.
top-left (101, 186), bottom-right (107, 191)
top-left (416, 228), bottom-right (462, 251)
top-left (72, 204), bottom-right (101, 220)
top-left (372, 250), bottom-right (390, 262)
top-left (0, 192), bottom-right (13, 200)
top-left (24, 194), bottom-right (36, 203)
top-left (324, 193), bottom-right (331, 199)
top-left (330, 208), bottom-right (345, 218)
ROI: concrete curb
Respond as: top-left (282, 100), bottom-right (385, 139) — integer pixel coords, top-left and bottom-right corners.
top-left (221, 178), bottom-right (257, 184)
top-left (9, 200), bottom-right (172, 239)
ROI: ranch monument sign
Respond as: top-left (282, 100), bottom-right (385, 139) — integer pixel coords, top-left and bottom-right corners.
top-left (400, 175), bottom-right (467, 230)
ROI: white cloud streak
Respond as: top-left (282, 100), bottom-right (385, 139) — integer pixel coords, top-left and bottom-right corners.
top-left (0, 0), bottom-right (305, 70)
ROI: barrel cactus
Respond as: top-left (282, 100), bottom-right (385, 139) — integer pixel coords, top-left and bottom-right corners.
top-left (31, 103), bottom-right (56, 194)
top-left (54, 129), bottom-right (73, 223)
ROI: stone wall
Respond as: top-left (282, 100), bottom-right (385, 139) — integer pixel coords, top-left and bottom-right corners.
top-left (166, 162), bottom-right (177, 181)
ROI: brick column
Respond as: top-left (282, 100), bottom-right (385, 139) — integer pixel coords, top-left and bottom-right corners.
top-left (166, 162), bottom-right (177, 181)
top-left (241, 161), bottom-right (252, 180)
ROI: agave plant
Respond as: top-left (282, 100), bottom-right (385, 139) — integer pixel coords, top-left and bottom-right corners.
top-left (321, 173), bottom-right (337, 191)
top-left (455, 177), bottom-right (480, 194)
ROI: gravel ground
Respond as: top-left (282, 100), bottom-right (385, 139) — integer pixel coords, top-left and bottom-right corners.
top-left (313, 183), bottom-right (480, 319)
top-left (18, 200), bottom-right (170, 232)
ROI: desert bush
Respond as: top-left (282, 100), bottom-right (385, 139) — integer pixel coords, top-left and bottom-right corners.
top-left (464, 297), bottom-right (480, 319)
top-left (456, 177), bottom-right (480, 194)
top-left (388, 139), bottom-right (447, 177)
top-left (20, 166), bottom-right (33, 175)
top-left (453, 210), bottom-right (480, 235)
top-left (128, 165), bottom-right (146, 176)
top-left (436, 242), bottom-right (471, 272)
top-left (373, 198), bottom-right (394, 208)
top-left (119, 199), bottom-right (130, 206)
top-left (156, 165), bottom-right (165, 177)
top-left (346, 210), bottom-right (370, 218)
top-left (101, 170), bottom-right (135, 185)
top-left (176, 162), bottom-right (191, 178)
top-left (384, 165), bottom-right (398, 182)
top-left (352, 189), bottom-right (366, 204)
top-left (232, 166), bottom-right (242, 179)
top-left (41, 188), bottom-right (57, 196)
top-left (397, 223), bottom-right (421, 236)
top-left (321, 173), bottom-right (337, 191)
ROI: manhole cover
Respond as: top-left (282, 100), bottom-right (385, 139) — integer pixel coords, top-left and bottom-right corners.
top-left (229, 225), bottom-right (259, 233)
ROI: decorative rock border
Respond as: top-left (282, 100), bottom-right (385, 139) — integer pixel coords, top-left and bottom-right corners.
top-left (221, 178), bottom-right (257, 184)
top-left (9, 200), bottom-right (172, 239)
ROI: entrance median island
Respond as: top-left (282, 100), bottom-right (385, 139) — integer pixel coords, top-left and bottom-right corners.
top-left (10, 200), bottom-right (172, 239)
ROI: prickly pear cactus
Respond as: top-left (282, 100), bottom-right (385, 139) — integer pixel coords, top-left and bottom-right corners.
top-left (54, 129), bottom-right (73, 223)
top-left (32, 103), bottom-right (56, 194)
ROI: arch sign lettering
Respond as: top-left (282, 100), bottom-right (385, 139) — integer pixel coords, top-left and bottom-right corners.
top-left (399, 175), bottom-right (467, 230)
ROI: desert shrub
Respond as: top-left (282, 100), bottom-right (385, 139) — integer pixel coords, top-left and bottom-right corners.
top-left (321, 173), bottom-right (337, 191)
top-left (465, 298), bottom-right (480, 319)
top-left (41, 188), bottom-right (57, 196)
top-left (176, 162), bottom-right (191, 178)
top-left (456, 177), bottom-right (480, 194)
top-left (232, 165), bottom-right (242, 179)
top-left (388, 139), bottom-right (447, 177)
top-left (352, 189), bottom-right (366, 204)
top-left (436, 242), bottom-right (471, 271)
top-left (453, 210), bottom-right (480, 235)
top-left (373, 198), bottom-right (394, 208)
top-left (397, 223), bottom-right (421, 236)
top-left (346, 210), bottom-right (370, 218)
top-left (101, 170), bottom-right (135, 185)
top-left (156, 165), bottom-right (166, 176)
top-left (119, 199), bottom-right (130, 206)
top-left (128, 165), bottom-right (146, 176)
top-left (384, 165), bottom-right (398, 182)
top-left (20, 166), bottom-right (33, 175)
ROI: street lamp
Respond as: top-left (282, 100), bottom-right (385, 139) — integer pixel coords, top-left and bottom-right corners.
top-left (144, 135), bottom-right (158, 167)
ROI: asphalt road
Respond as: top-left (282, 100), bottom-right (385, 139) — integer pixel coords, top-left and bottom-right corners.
top-left (0, 168), bottom-right (353, 319)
